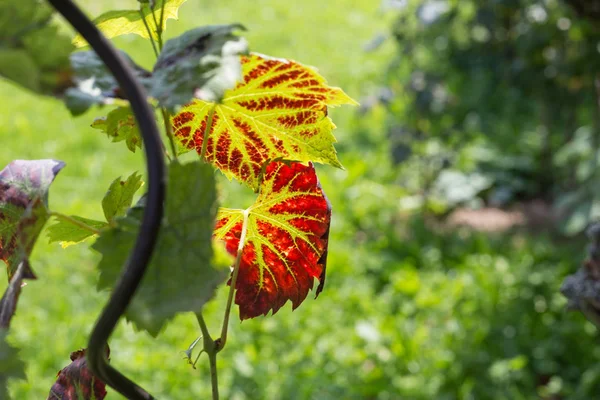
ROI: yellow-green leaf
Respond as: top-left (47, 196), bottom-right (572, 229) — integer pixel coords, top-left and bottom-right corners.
top-left (172, 53), bottom-right (358, 190)
top-left (72, 0), bottom-right (188, 48)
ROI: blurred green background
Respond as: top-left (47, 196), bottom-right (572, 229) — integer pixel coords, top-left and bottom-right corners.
top-left (3, 0), bottom-right (600, 398)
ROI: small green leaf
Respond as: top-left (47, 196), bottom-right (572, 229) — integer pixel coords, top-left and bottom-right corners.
top-left (0, 330), bottom-right (26, 400)
top-left (0, 159), bottom-right (65, 280)
top-left (151, 24), bottom-right (248, 109)
top-left (72, 0), bottom-right (188, 48)
top-left (93, 161), bottom-right (226, 335)
top-left (47, 216), bottom-right (107, 248)
top-left (92, 107), bottom-right (143, 152)
top-left (102, 172), bottom-right (144, 224)
top-left (0, 1), bottom-right (73, 95)
top-left (65, 51), bottom-right (151, 116)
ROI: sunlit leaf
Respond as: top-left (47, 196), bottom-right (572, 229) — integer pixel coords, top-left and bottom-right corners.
top-left (72, 0), bottom-right (188, 48)
top-left (65, 51), bottom-right (151, 116)
top-left (94, 161), bottom-right (226, 335)
top-left (214, 161), bottom-right (331, 320)
top-left (47, 348), bottom-right (108, 400)
top-left (172, 53), bottom-right (358, 189)
top-left (0, 0), bottom-right (73, 95)
top-left (0, 160), bottom-right (65, 280)
top-left (0, 330), bottom-right (25, 400)
top-left (101, 172), bottom-right (144, 223)
top-left (151, 24), bottom-right (248, 109)
top-left (46, 216), bottom-right (107, 249)
top-left (91, 107), bottom-right (142, 152)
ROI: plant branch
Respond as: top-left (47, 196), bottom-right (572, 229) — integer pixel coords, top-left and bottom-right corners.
top-left (49, 212), bottom-right (102, 235)
top-left (139, 8), bottom-right (159, 58)
top-left (219, 209), bottom-right (249, 351)
top-left (195, 312), bottom-right (219, 400)
top-left (200, 105), bottom-right (217, 161)
top-left (150, 3), bottom-right (164, 50)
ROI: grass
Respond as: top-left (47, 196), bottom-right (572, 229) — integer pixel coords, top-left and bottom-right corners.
top-left (1, 1), bottom-right (396, 398)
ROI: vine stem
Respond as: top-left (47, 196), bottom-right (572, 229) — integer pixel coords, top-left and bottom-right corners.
top-left (139, 8), bottom-right (159, 57)
top-left (150, 2), bottom-right (164, 50)
top-left (144, 3), bottom-right (180, 161)
top-left (200, 105), bottom-right (217, 162)
top-left (195, 312), bottom-right (219, 400)
top-left (49, 211), bottom-right (101, 234)
top-left (219, 208), bottom-right (250, 350)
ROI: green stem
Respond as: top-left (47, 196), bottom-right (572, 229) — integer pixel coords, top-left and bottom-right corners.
top-left (219, 209), bottom-right (249, 351)
top-left (200, 105), bottom-right (217, 162)
top-left (50, 212), bottom-right (101, 235)
top-left (195, 312), bottom-right (219, 400)
top-left (150, 4), bottom-right (163, 50)
top-left (139, 9), bottom-right (159, 58)
top-left (161, 108), bottom-right (178, 161)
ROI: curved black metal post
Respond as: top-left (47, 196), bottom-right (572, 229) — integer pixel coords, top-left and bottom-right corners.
top-left (47, 1), bottom-right (166, 399)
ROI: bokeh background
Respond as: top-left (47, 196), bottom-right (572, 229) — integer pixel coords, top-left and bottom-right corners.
top-left (3, 0), bottom-right (600, 398)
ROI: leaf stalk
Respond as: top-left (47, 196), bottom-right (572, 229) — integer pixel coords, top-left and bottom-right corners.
top-left (195, 312), bottom-right (219, 400)
top-left (218, 208), bottom-right (249, 351)
top-left (49, 212), bottom-right (102, 235)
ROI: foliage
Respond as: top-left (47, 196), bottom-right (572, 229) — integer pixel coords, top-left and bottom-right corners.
top-left (0, 0), bottom-right (355, 397)
top-left (2, 0), bottom-right (600, 399)
top-left (0, 0), bottom-right (73, 95)
top-left (371, 0), bottom-right (600, 232)
top-left (94, 161), bottom-right (225, 335)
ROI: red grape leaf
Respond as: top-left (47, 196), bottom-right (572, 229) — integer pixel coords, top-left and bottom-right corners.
top-left (47, 348), bottom-right (109, 400)
top-left (214, 161), bottom-right (330, 319)
top-left (172, 53), bottom-right (358, 189)
top-left (0, 160), bottom-right (65, 280)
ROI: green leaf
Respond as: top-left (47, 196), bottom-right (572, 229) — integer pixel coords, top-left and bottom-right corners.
top-left (102, 172), bottom-right (144, 223)
top-left (46, 216), bottom-right (107, 248)
top-left (0, 0), bottom-right (73, 95)
top-left (151, 24), bottom-right (248, 109)
top-left (72, 0), bottom-right (188, 48)
top-left (93, 161), bottom-right (226, 335)
top-left (92, 107), bottom-right (143, 152)
top-left (0, 160), bottom-right (65, 280)
top-left (65, 51), bottom-right (151, 116)
top-left (0, 330), bottom-right (26, 400)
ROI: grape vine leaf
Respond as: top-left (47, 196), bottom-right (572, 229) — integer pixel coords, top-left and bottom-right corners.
top-left (47, 348), bottom-right (108, 400)
top-left (101, 172), bottom-right (144, 223)
top-left (172, 53), bottom-right (358, 189)
top-left (72, 0), bottom-right (188, 48)
top-left (0, 0), bottom-right (73, 96)
top-left (0, 159), bottom-right (65, 280)
top-left (151, 24), bottom-right (248, 109)
top-left (46, 216), bottom-right (107, 249)
top-left (65, 51), bottom-right (151, 116)
top-left (91, 107), bottom-right (142, 152)
top-left (0, 330), bottom-right (26, 400)
top-left (46, 172), bottom-right (142, 248)
top-left (214, 161), bottom-right (331, 320)
top-left (93, 161), bottom-right (226, 335)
